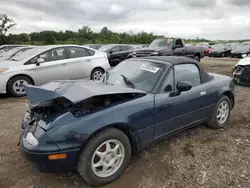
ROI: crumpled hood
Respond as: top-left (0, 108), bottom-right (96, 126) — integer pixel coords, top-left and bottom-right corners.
top-left (25, 80), bottom-right (147, 105)
top-left (236, 57), bottom-right (250, 66)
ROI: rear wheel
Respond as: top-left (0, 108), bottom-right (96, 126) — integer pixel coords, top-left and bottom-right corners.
top-left (91, 68), bottom-right (104, 81)
top-left (194, 55), bottom-right (200, 62)
top-left (207, 96), bottom-right (232, 129)
top-left (77, 128), bottom-right (131, 186)
top-left (7, 76), bottom-right (32, 97)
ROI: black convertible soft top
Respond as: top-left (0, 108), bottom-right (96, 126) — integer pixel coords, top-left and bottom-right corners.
top-left (133, 56), bottom-right (213, 83)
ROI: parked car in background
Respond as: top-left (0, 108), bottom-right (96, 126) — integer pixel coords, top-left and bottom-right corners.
top-left (83, 44), bottom-right (103, 50)
top-left (0, 45), bottom-right (110, 97)
top-left (20, 56), bottom-right (235, 186)
top-left (133, 38), bottom-right (204, 62)
top-left (0, 46), bottom-right (33, 60)
top-left (208, 44), bottom-right (232, 57)
top-left (233, 54), bottom-right (250, 86)
top-left (0, 45), bottom-right (25, 53)
top-left (204, 46), bottom-right (212, 56)
top-left (99, 44), bottom-right (134, 66)
top-left (231, 43), bottom-right (250, 58)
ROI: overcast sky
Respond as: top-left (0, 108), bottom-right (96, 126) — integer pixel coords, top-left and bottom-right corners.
top-left (1, 0), bottom-right (250, 40)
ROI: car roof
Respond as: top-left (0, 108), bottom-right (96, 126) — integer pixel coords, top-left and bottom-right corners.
top-left (133, 56), bottom-right (199, 66)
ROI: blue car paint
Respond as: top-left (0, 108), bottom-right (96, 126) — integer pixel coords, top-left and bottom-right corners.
top-left (20, 62), bottom-right (235, 173)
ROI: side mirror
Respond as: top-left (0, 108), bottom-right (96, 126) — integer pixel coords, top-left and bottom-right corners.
top-left (36, 58), bottom-right (45, 66)
top-left (176, 81), bottom-right (192, 92)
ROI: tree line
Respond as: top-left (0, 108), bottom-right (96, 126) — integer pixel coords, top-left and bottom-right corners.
top-left (1, 14), bottom-right (248, 46)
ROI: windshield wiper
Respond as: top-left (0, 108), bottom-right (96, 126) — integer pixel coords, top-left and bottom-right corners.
top-left (120, 74), bottom-right (135, 89)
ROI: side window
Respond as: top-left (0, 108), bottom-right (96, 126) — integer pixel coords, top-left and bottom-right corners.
top-left (111, 46), bottom-right (120, 53)
top-left (86, 49), bottom-right (95, 56)
top-left (69, 47), bottom-right (90, 58)
top-left (161, 69), bottom-right (174, 93)
top-left (174, 64), bottom-right (201, 87)
top-left (175, 39), bottom-right (183, 48)
top-left (120, 46), bottom-right (128, 51)
top-left (34, 47), bottom-right (66, 63)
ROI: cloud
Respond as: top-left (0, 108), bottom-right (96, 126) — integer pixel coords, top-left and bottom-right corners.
top-left (1, 0), bottom-right (250, 40)
top-left (227, 0), bottom-right (250, 6)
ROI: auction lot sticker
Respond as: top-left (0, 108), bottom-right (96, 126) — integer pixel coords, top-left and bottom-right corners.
top-left (140, 64), bottom-right (160, 73)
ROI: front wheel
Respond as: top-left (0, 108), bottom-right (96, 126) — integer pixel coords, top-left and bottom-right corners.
top-left (7, 76), bottom-right (32, 97)
top-left (207, 96), bottom-right (232, 129)
top-left (77, 128), bottom-right (131, 186)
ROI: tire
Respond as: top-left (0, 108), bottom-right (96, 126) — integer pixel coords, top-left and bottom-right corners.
top-left (194, 55), bottom-right (200, 62)
top-left (207, 96), bottom-right (232, 129)
top-left (90, 68), bottom-right (104, 81)
top-left (77, 128), bottom-right (131, 186)
top-left (231, 55), bottom-right (234, 58)
top-left (7, 76), bottom-right (32, 97)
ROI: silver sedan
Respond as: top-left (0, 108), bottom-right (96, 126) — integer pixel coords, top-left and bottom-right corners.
top-left (0, 45), bottom-right (110, 97)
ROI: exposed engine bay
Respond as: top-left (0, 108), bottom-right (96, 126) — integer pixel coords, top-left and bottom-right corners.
top-left (27, 93), bottom-right (145, 121)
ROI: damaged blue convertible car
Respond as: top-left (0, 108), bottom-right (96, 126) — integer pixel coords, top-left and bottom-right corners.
top-left (20, 56), bottom-right (235, 186)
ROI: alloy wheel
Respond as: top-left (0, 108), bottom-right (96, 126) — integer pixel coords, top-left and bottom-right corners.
top-left (93, 70), bottom-right (103, 81)
top-left (91, 139), bottom-right (125, 178)
top-left (217, 101), bottom-right (229, 124)
top-left (13, 80), bottom-right (28, 95)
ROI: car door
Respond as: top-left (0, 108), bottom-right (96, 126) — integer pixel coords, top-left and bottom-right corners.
top-left (67, 46), bottom-right (94, 80)
top-left (119, 46), bottom-right (131, 60)
top-left (33, 47), bottom-right (70, 85)
top-left (173, 39), bottom-right (186, 56)
top-left (154, 64), bottom-right (209, 139)
top-left (109, 46), bottom-right (121, 65)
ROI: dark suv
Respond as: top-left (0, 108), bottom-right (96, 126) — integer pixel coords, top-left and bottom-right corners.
top-left (99, 44), bottom-right (134, 66)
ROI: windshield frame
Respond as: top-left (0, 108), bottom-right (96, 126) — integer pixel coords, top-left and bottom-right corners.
top-left (149, 38), bottom-right (173, 48)
top-left (10, 47), bottom-right (48, 62)
top-left (105, 59), bottom-right (167, 93)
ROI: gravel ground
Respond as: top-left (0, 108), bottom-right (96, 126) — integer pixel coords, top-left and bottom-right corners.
top-left (0, 58), bottom-right (250, 188)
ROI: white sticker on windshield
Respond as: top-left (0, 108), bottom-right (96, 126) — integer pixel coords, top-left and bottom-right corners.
top-left (140, 64), bottom-right (160, 73)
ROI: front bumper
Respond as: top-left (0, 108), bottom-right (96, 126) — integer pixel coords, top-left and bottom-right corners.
top-left (233, 74), bottom-right (250, 86)
top-left (21, 144), bottom-right (79, 172)
top-left (231, 53), bottom-right (244, 58)
top-left (20, 116), bottom-right (80, 173)
top-left (0, 74), bottom-right (9, 94)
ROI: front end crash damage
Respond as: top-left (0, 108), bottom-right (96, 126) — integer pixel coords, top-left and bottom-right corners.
top-left (233, 65), bottom-right (250, 86)
top-left (24, 81), bottom-right (147, 124)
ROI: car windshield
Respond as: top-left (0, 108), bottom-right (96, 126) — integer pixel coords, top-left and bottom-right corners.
top-left (105, 60), bottom-right (164, 92)
top-left (99, 45), bottom-right (116, 52)
top-left (235, 44), bottom-right (250, 50)
top-left (10, 47), bottom-right (46, 61)
top-left (149, 38), bottom-right (173, 48)
top-left (241, 42), bottom-right (250, 45)
top-left (212, 45), bottom-right (227, 50)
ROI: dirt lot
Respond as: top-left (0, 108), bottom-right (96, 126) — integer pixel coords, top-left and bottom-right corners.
top-left (1, 58), bottom-right (250, 188)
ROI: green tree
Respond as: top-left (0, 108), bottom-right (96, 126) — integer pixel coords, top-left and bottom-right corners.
top-left (0, 14), bottom-right (17, 44)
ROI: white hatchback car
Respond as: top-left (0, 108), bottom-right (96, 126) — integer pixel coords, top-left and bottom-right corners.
top-left (0, 45), bottom-right (110, 97)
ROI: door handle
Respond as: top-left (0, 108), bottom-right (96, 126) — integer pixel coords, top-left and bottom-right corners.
top-left (200, 91), bottom-right (206, 96)
top-left (62, 63), bottom-right (67, 67)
